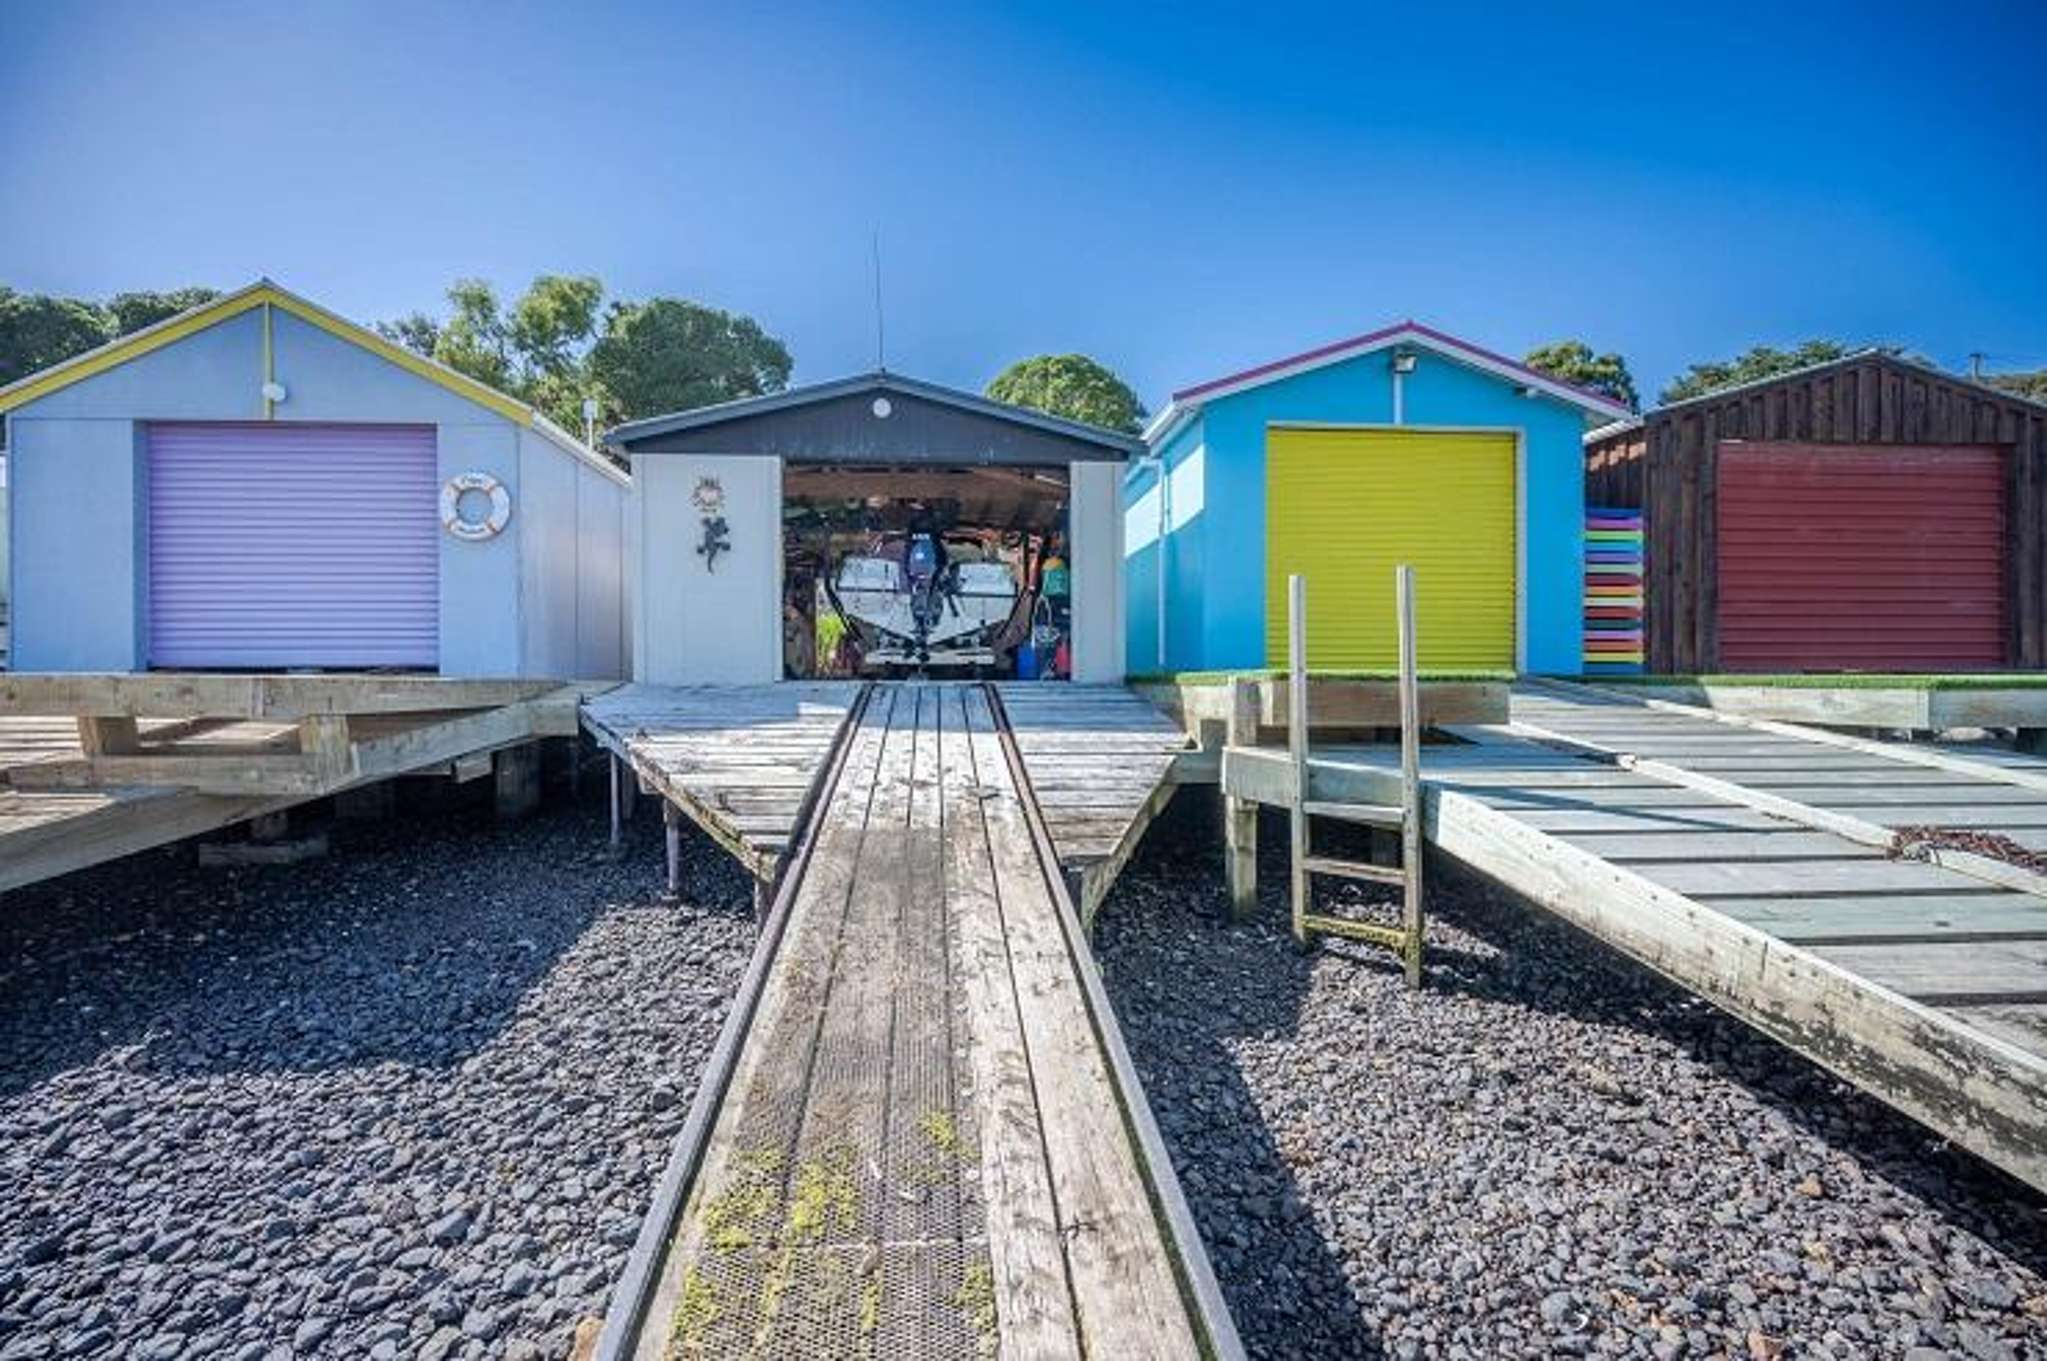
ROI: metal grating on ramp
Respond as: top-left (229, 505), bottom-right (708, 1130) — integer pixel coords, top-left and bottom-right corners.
top-left (607, 683), bottom-right (1239, 1360)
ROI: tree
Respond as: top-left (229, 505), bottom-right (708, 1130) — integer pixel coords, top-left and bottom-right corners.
top-left (587, 298), bottom-right (792, 422)
top-left (985, 354), bottom-right (1146, 434)
top-left (376, 312), bottom-right (442, 358)
top-left (0, 288), bottom-right (114, 387)
top-left (105, 287), bottom-right (221, 336)
top-left (431, 278), bottom-right (516, 393)
top-left (1659, 340), bottom-right (1858, 404)
top-left (1985, 369), bottom-right (2047, 403)
top-left (1523, 340), bottom-right (1637, 412)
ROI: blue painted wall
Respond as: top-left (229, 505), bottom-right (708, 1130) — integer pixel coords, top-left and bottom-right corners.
top-left (4, 305), bottom-right (627, 676)
top-left (1123, 344), bottom-right (1589, 674)
top-left (1122, 414), bottom-right (1207, 674)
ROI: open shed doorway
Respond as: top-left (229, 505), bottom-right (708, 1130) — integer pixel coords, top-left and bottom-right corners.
top-left (783, 464), bottom-right (1072, 679)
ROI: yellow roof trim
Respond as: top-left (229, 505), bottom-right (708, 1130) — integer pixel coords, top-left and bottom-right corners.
top-left (0, 279), bottom-right (535, 425)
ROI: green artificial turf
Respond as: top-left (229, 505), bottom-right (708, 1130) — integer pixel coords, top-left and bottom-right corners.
top-left (1129, 668), bottom-right (1515, 685)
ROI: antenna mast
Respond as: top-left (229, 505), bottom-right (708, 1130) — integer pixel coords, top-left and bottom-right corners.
top-left (872, 230), bottom-right (887, 373)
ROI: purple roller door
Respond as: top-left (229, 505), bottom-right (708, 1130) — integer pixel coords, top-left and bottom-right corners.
top-left (147, 422), bottom-right (439, 668)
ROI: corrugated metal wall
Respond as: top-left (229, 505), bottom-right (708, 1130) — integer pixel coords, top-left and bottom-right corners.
top-left (1584, 356), bottom-right (2047, 672)
top-left (1265, 427), bottom-right (1516, 668)
top-left (1716, 443), bottom-right (2006, 670)
top-left (147, 422), bottom-right (438, 668)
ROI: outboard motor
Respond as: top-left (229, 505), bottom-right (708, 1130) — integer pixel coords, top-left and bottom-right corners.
top-left (903, 531), bottom-right (948, 663)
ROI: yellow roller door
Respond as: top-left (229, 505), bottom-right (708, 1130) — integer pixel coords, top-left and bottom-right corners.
top-left (1265, 427), bottom-right (1516, 668)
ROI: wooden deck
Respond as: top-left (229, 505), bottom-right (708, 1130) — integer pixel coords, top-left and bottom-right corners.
top-left (1223, 682), bottom-right (2047, 1192)
top-left (994, 683), bottom-right (1189, 927)
top-left (579, 683), bottom-right (863, 884)
top-left (0, 677), bottom-right (585, 893)
top-left (613, 683), bottom-right (1235, 1359)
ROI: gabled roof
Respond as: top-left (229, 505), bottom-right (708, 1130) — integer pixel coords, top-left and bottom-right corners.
top-left (1586, 346), bottom-right (2047, 445)
top-left (606, 370), bottom-right (1143, 461)
top-left (0, 279), bottom-right (625, 484)
top-left (1145, 319), bottom-right (1635, 446)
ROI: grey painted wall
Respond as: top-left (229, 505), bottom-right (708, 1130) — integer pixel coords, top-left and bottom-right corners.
top-left (5, 304), bottom-right (628, 677)
top-left (632, 453), bottom-right (781, 684)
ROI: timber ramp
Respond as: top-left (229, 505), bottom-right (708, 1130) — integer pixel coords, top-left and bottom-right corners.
top-left (598, 682), bottom-right (1238, 1360)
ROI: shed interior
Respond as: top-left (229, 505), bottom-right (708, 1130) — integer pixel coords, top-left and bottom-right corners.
top-left (781, 464), bottom-right (1072, 679)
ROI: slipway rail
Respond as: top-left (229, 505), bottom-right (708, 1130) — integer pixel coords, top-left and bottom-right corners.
top-left (597, 681), bottom-right (1240, 1361)
top-left (1224, 682), bottom-right (2047, 1192)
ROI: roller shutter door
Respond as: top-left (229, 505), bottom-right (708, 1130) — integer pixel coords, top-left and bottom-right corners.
top-left (1715, 442), bottom-right (2006, 671)
top-left (1266, 428), bottom-right (1516, 668)
top-left (147, 422), bottom-right (439, 668)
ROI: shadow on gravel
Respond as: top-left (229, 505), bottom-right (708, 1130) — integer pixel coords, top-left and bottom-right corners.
top-left (1096, 797), bottom-right (1387, 1358)
top-left (1097, 793), bottom-right (2047, 1359)
top-left (1414, 855), bottom-right (2047, 1277)
top-left (0, 788), bottom-right (752, 1103)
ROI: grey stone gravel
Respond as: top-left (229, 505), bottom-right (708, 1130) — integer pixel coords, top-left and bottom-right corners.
top-left (0, 792), bottom-right (753, 1360)
top-left (1097, 800), bottom-right (2047, 1359)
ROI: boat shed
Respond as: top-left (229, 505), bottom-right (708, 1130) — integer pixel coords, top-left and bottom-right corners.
top-left (0, 281), bottom-right (629, 678)
top-left (1585, 350), bottom-right (2047, 673)
top-left (606, 371), bottom-right (1138, 685)
top-left (1126, 321), bottom-right (1632, 675)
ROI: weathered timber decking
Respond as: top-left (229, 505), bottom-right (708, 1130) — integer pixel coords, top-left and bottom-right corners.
top-left (617, 683), bottom-right (1235, 1359)
top-left (0, 679), bottom-right (587, 893)
top-left (580, 683), bottom-right (863, 883)
top-left (1224, 681), bottom-right (2047, 1191)
top-left (994, 683), bottom-right (1189, 926)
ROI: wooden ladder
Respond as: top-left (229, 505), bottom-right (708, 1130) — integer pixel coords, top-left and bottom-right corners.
top-left (1286, 566), bottom-right (1427, 986)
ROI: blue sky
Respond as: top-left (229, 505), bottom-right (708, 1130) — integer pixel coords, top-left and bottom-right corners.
top-left (4, 1), bottom-right (2043, 407)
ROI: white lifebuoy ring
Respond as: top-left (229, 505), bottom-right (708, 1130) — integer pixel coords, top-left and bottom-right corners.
top-left (440, 472), bottom-right (511, 541)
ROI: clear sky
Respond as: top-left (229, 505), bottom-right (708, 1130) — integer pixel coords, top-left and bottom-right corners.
top-left (4, 0), bottom-right (2043, 407)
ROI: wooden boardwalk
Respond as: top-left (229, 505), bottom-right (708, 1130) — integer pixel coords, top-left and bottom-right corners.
top-left (993, 683), bottom-right (1189, 926)
top-left (1, 679), bottom-right (582, 892)
top-left (580, 683), bottom-right (863, 885)
top-left (608, 683), bottom-right (1236, 1360)
top-left (1224, 682), bottom-right (2047, 1192)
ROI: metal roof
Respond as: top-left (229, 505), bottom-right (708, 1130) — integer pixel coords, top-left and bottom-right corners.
top-left (606, 370), bottom-right (1142, 460)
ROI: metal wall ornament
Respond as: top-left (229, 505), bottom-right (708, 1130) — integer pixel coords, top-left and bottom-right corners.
top-left (692, 475), bottom-right (731, 570)
top-left (439, 471), bottom-right (512, 541)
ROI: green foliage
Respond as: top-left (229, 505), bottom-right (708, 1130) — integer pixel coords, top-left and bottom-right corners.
top-left (105, 287), bottom-right (221, 336)
top-left (1659, 340), bottom-right (1858, 404)
top-left (587, 298), bottom-right (792, 422)
top-left (0, 287), bottom-right (113, 386)
top-left (1523, 339), bottom-right (1637, 411)
top-left (1985, 369), bottom-right (2047, 403)
top-left (376, 312), bottom-right (442, 358)
top-left (985, 353), bottom-right (1146, 434)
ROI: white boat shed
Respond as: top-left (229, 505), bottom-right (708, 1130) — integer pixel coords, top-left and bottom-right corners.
top-left (606, 372), bottom-right (1137, 685)
top-left (0, 281), bottom-right (629, 678)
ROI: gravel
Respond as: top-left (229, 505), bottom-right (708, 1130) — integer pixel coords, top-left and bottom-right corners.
top-left (1098, 799), bottom-right (2047, 1360)
top-left (0, 793), bottom-right (754, 1360)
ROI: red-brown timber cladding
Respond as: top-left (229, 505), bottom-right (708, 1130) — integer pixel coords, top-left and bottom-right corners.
top-left (1584, 353), bottom-right (2047, 672)
top-left (1715, 443), bottom-right (2005, 670)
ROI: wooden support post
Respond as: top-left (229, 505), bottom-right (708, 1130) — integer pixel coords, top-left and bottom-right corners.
top-left (753, 876), bottom-right (771, 919)
top-left (493, 742), bottom-right (543, 821)
top-left (298, 714), bottom-right (352, 784)
top-left (1395, 563), bottom-right (1426, 989)
top-left (77, 717), bottom-right (141, 756)
top-left (1288, 573), bottom-right (1310, 952)
top-left (663, 801), bottom-right (683, 896)
top-left (1224, 676), bottom-right (1260, 919)
top-left (608, 754), bottom-right (624, 852)
top-left (248, 810), bottom-right (290, 843)
top-left (2019, 729), bottom-right (2047, 756)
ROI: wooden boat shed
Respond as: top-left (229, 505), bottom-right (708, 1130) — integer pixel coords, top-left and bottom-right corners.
top-left (1585, 351), bottom-right (2047, 675)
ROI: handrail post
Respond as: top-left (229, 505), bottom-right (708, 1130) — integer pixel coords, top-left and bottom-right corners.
top-left (1288, 573), bottom-right (1309, 951)
top-left (1396, 563), bottom-right (1425, 987)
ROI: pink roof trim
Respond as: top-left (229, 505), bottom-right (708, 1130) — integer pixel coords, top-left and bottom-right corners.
top-left (1168, 318), bottom-right (1632, 417)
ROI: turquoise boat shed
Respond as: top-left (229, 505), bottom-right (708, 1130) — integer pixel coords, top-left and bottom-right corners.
top-left (1123, 321), bottom-right (1632, 676)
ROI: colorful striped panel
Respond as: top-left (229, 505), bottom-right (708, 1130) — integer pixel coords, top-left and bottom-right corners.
top-left (1583, 508), bottom-right (1645, 674)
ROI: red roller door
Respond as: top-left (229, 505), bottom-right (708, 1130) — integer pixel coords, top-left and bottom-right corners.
top-left (1715, 441), bottom-right (2006, 671)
